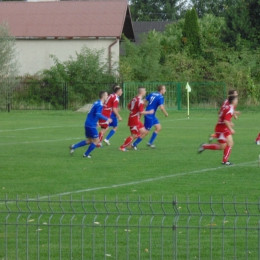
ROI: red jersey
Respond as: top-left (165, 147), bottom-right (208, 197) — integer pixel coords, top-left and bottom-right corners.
top-left (217, 103), bottom-right (234, 125)
top-left (101, 94), bottom-right (119, 117)
top-left (127, 96), bottom-right (144, 127)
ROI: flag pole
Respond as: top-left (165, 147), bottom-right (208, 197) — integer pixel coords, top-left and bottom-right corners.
top-left (185, 82), bottom-right (191, 119)
top-left (187, 88), bottom-right (189, 119)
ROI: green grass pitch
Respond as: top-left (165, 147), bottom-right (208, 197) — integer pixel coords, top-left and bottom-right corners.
top-left (0, 109), bottom-right (260, 259)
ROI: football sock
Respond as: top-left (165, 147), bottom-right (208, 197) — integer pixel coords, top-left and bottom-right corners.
top-left (133, 137), bottom-right (143, 146)
top-left (106, 129), bottom-right (116, 140)
top-left (72, 140), bottom-right (87, 149)
top-left (99, 132), bottom-right (104, 142)
top-left (121, 136), bottom-right (133, 148)
top-left (149, 132), bottom-right (158, 144)
top-left (203, 144), bottom-right (220, 150)
top-left (84, 143), bottom-right (96, 156)
top-left (223, 145), bottom-right (232, 163)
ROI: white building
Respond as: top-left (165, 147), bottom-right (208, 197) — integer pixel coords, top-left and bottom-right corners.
top-left (0, 1), bottom-right (134, 75)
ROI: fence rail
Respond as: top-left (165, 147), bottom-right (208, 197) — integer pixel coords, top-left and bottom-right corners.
top-left (0, 79), bottom-right (226, 111)
top-left (0, 196), bottom-right (259, 259)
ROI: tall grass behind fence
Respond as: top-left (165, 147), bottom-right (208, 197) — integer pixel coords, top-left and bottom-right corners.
top-left (0, 196), bottom-right (259, 259)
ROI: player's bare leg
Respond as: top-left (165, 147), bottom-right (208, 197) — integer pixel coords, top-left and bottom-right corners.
top-left (147, 124), bottom-right (161, 148)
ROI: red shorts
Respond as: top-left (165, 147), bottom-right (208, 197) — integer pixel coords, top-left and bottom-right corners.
top-left (99, 119), bottom-right (109, 129)
top-left (215, 124), bottom-right (231, 144)
top-left (129, 122), bottom-right (144, 137)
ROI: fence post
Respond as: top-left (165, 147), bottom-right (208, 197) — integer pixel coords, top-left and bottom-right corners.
top-left (123, 82), bottom-right (126, 109)
top-left (177, 83), bottom-right (182, 111)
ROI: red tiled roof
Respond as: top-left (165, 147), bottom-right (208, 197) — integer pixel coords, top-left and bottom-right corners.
top-left (0, 1), bottom-right (128, 38)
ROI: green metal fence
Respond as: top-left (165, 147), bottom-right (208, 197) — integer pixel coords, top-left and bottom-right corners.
top-left (0, 196), bottom-right (259, 260)
top-left (123, 82), bottom-right (227, 110)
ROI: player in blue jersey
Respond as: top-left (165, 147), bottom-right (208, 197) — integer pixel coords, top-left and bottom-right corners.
top-left (69, 91), bottom-right (112, 158)
top-left (132, 85), bottom-right (168, 149)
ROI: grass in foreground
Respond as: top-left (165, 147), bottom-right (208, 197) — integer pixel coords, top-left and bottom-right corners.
top-left (0, 110), bottom-right (260, 259)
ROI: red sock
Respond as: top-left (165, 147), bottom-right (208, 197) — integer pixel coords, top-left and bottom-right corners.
top-left (203, 144), bottom-right (220, 150)
top-left (223, 146), bottom-right (232, 163)
top-left (99, 132), bottom-right (103, 142)
top-left (121, 136), bottom-right (133, 148)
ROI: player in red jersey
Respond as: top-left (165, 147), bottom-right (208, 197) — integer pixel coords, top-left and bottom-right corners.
top-left (98, 86), bottom-right (123, 145)
top-left (198, 94), bottom-right (239, 165)
top-left (209, 90), bottom-right (240, 141)
top-left (119, 87), bottom-right (154, 151)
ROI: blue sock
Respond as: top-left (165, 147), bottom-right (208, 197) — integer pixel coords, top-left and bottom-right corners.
top-left (149, 132), bottom-right (158, 144)
top-left (106, 129), bottom-right (116, 140)
top-left (73, 140), bottom-right (87, 149)
top-left (133, 137), bottom-right (143, 146)
top-left (84, 143), bottom-right (96, 156)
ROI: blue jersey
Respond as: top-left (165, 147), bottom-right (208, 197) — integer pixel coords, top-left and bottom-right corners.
top-left (145, 92), bottom-right (164, 115)
top-left (85, 100), bottom-right (108, 128)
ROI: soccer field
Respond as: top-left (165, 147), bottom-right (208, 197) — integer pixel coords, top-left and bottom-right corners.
top-left (0, 109), bottom-right (260, 259)
top-left (0, 110), bottom-right (259, 199)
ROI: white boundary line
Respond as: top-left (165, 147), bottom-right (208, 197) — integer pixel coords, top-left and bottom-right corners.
top-left (0, 137), bottom-right (82, 145)
top-left (0, 118), bottom-right (211, 133)
top-left (0, 160), bottom-right (257, 205)
top-left (0, 125), bottom-right (81, 132)
top-left (29, 160), bottom-right (257, 200)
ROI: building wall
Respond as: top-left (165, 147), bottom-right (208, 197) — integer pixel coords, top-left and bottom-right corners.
top-left (16, 39), bottom-right (119, 75)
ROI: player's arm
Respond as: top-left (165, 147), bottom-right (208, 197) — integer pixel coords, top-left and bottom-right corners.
top-left (159, 105), bottom-right (168, 117)
top-left (96, 106), bottom-right (112, 123)
top-left (140, 109), bottom-right (154, 115)
top-left (224, 113), bottom-right (235, 134)
top-left (234, 110), bottom-right (241, 119)
top-left (112, 107), bottom-right (122, 121)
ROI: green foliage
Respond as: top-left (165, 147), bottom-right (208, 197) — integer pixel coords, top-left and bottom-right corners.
top-left (41, 46), bottom-right (118, 108)
top-left (129, 0), bottom-right (187, 21)
top-left (223, 0), bottom-right (260, 49)
top-left (191, 0), bottom-right (228, 18)
top-left (120, 33), bottom-right (162, 81)
top-left (0, 23), bottom-right (19, 109)
top-left (182, 8), bottom-right (201, 56)
top-left (120, 12), bottom-right (260, 106)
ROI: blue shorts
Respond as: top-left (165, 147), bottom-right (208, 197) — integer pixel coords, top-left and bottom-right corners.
top-left (109, 117), bottom-right (118, 127)
top-left (85, 126), bottom-right (98, 139)
top-left (144, 116), bottom-right (159, 131)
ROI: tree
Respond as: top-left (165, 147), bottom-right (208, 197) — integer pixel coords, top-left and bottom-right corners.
top-left (190, 0), bottom-right (228, 18)
top-left (223, 0), bottom-right (260, 49)
top-left (0, 23), bottom-right (19, 109)
top-left (129, 0), bottom-right (188, 21)
top-left (182, 8), bottom-right (201, 55)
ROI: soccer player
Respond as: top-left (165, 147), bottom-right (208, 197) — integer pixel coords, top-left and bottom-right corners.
top-left (209, 90), bottom-right (240, 142)
top-left (198, 94), bottom-right (239, 165)
top-left (69, 91), bottom-right (112, 158)
top-left (119, 86), bottom-right (154, 151)
top-left (98, 85), bottom-right (123, 146)
top-left (255, 133), bottom-right (260, 145)
top-left (132, 85), bottom-right (168, 149)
